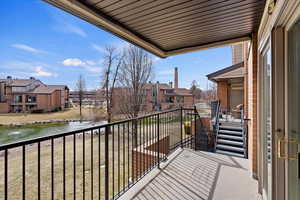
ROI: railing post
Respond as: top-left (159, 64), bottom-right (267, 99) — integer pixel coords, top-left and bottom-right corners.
top-left (104, 126), bottom-right (109, 200)
top-left (180, 107), bottom-right (183, 148)
top-left (157, 113), bottom-right (160, 169)
top-left (194, 106), bottom-right (197, 150)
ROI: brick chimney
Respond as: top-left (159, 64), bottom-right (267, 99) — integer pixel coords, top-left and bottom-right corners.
top-left (174, 67), bottom-right (178, 89)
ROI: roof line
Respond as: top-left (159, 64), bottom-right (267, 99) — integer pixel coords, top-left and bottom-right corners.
top-left (206, 61), bottom-right (244, 80)
top-left (43, 0), bottom-right (167, 58)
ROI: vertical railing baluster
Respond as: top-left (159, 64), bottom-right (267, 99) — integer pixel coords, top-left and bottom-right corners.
top-left (127, 122), bottom-right (130, 187)
top-left (73, 134), bottom-right (76, 200)
top-left (91, 129), bottom-right (94, 200)
top-left (123, 123), bottom-right (125, 191)
top-left (104, 126), bottom-right (109, 200)
top-left (98, 128), bottom-right (101, 200)
top-left (4, 149), bottom-right (8, 200)
top-left (180, 107), bottom-right (183, 148)
top-left (118, 124), bottom-right (120, 195)
top-left (38, 142), bottom-right (41, 200)
top-left (63, 137), bottom-right (66, 200)
top-left (112, 125), bottom-right (115, 197)
top-left (142, 118), bottom-right (145, 175)
top-left (146, 118), bottom-right (149, 173)
top-left (157, 114), bottom-right (160, 169)
top-left (51, 138), bottom-right (54, 200)
top-left (140, 119), bottom-right (142, 176)
top-left (22, 145), bottom-right (25, 200)
top-left (194, 106), bottom-right (197, 150)
top-left (83, 132), bottom-right (85, 200)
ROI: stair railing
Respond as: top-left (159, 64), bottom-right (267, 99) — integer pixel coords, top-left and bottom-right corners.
top-left (241, 108), bottom-right (249, 158)
top-left (211, 100), bottom-right (221, 152)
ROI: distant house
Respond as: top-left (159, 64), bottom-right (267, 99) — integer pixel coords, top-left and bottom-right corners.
top-left (0, 76), bottom-right (69, 113)
top-left (112, 67), bottom-right (194, 114)
top-left (69, 90), bottom-right (106, 108)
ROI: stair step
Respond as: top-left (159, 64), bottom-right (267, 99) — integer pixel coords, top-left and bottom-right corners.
top-left (218, 134), bottom-right (243, 141)
top-left (217, 139), bottom-right (244, 147)
top-left (219, 126), bottom-right (243, 131)
top-left (215, 150), bottom-right (245, 158)
top-left (218, 130), bottom-right (243, 136)
top-left (216, 144), bottom-right (244, 153)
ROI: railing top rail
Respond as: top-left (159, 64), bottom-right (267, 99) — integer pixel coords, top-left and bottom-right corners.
top-left (0, 107), bottom-right (192, 151)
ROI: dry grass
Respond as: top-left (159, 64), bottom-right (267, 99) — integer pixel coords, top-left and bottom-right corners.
top-left (0, 108), bottom-right (105, 125)
top-left (0, 120), bottom-right (186, 200)
top-left (0, 133), bottom-right (132, 200)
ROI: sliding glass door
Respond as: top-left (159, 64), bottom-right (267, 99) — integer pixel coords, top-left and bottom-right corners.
top-left (261, 45), bottom-right (272, 200)
top-left (287, 18), bottom-right (300, 200)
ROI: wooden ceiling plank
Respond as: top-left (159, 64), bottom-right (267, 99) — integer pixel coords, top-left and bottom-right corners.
top-left (134, 3), bottom-right (264, 33)
top-left (129, 1), bottom-right (264, 33)
top-left (143, 12), bottom-right (262, 38)
top-left (124, 0), bottom-right (261, 27)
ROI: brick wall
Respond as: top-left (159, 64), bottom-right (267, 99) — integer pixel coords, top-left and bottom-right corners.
top-left (0, 103), bottom-right (9, 113)
top-left (132, 136), bottom-right (169, 180)
top-left (247, 33), bottom-right (258, 178)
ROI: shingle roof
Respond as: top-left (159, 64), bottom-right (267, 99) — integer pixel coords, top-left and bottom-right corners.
top-left (9, 79), bottom-right (38, 86)
top-left (206, 62), bottom-right (244, 82)
top-left (30, 85), bottom-right (68, 94)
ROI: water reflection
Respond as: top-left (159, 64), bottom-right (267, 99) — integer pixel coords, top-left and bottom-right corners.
top-left (0, 121), bottom-right (106, 145)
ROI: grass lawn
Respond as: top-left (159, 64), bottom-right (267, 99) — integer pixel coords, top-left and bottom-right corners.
top-left (0, 120), bottom-right (187, 200)
top-left (0, 108), bottom-right (105, 125)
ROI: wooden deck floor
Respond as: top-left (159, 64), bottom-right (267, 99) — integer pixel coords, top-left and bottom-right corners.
top-left (120, 149), bottom-right (260, 200)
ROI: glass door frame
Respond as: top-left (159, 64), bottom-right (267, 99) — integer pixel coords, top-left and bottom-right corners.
top-left (284, 13), bottom-right (300, 200)
top-left (258, 39), bottom-right (273, 200)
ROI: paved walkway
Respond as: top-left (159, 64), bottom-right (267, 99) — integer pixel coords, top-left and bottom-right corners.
top-left (120, 149), bottom-right (260, 200)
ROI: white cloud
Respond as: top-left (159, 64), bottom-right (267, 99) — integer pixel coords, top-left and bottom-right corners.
top-left (62, 58), bottom-right (85, 66)
top-left (11, 44), bottom-right (46, 54)
top-left (63, 24), bottom-right (87, 37)
top-left (62, 58), bottom-right (102, 73)
top-left (31, 66), bottom-right (55, 77)
top-left (91, 44), bottom-right (105, 53)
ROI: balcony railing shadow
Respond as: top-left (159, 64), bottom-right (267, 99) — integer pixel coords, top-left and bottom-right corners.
top-left (131, 148), bottom-right (250, 200)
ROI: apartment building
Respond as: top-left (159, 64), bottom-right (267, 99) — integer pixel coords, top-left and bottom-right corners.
top-left (112, 67), bottom-right (194, 113)
top-left (0, 76), bottom-right (69, 113)
top-left (69, 90), bottom-right (106, 108)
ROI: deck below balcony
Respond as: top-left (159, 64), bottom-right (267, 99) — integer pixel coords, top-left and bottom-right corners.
top-left (120, 149), bottom-right (260, 200)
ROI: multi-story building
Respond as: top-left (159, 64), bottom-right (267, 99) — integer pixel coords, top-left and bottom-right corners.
top-left (0, 76), bottom-right (69, 113)
top-left (69, 90), bottom-right (106, 108)
top-left (112, 67), bottom-right (194, 113)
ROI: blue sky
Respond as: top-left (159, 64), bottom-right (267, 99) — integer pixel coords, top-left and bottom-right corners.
top-left (0, 0), bottom-right (232, 90)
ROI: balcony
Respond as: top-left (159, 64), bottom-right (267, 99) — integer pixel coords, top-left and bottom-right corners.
top-left (121, 149), bottom-right (258, 200)
top-left (0, 108), bottom-right (256, 200)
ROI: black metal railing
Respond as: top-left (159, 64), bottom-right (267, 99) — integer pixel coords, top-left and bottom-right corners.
top-left (211, 100), bottom-right (220, 152)
top-left (0, 107), bottom-right (196, 200)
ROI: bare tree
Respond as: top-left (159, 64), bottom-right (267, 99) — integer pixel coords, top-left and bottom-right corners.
top-left (203, 82), bottom-right (217, 103)
top-left (101, 45), bottom-right (123, 123)
top-left (116, 45), bottom-right (154, 147)
top-left (117, 45), bottom-right (154, 119)
top-left (190, 80), bottom-right (202, 100)
top-left (76, 74), bottom-right (86, 118)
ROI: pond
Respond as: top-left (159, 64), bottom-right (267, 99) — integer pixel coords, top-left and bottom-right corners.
top-left (0, 121), bottom-right (106, 145)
